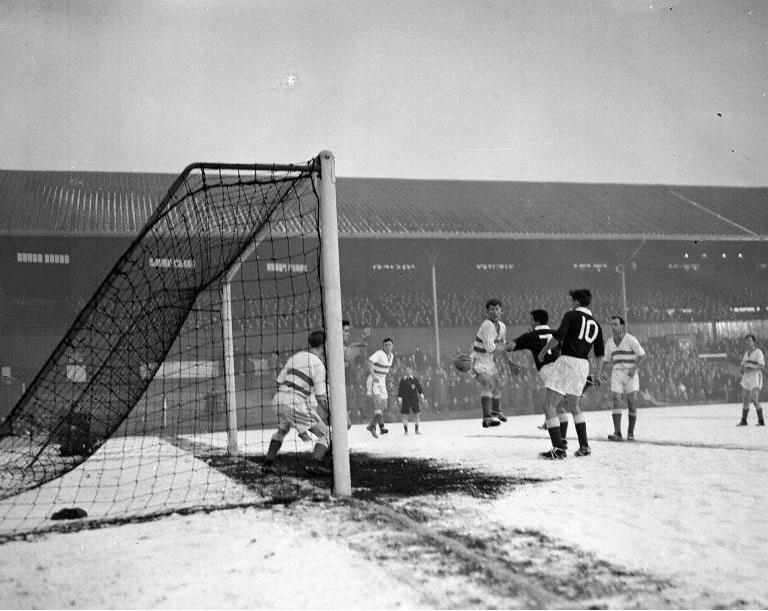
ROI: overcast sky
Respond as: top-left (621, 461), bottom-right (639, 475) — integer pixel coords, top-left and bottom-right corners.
top-left (1, 0), bottom-right (766, 185)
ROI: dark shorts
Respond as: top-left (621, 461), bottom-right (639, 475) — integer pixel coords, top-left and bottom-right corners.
top-left (400, 403), bottom-right (420, 415)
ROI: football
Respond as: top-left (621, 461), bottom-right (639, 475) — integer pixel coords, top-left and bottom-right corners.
top-left (453, 354), bottom-right (473, 372)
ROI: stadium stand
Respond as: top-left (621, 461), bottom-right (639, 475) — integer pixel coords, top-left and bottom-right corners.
top-left (0, 169), bottom-right (766, 422)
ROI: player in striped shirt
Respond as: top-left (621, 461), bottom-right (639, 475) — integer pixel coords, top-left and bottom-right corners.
top-left (366, 338), bottom-right (394, 438)
top-left (472, 298), bottom-right (517, 428)
top-left (263, 330), bottom-right (331, 476)
top-left (737, 334), bottom-right (765, 426)
top-left (602, 316), bottom-right (646, 441)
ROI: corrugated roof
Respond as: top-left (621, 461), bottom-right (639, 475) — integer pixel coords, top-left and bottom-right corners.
top-left (0, 170), bottom-right (171, 236)
top-left (0, 169), bottom-right (765, 240)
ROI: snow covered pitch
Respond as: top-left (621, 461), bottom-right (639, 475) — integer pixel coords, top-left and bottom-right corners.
top-left (0, 403), bottom-right (766, 609)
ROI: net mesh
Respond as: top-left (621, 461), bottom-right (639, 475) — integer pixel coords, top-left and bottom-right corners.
top-left (0, 159), bottom-right (330, 539)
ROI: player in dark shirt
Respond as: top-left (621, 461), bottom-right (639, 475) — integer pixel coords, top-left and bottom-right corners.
top-left (537, 289), bottom-right (605, 459)
top-left (505, 309), bottom-right (570, 444)
top-left (397, 366), bottom-right (425, 435)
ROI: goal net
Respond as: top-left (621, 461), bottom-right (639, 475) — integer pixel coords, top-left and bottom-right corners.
top-left (0, 152), bottom-right (348, 540)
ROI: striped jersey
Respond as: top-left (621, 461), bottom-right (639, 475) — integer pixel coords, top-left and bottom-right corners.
top-left (368, 349), bottom-right (394, 381)
top-left (511, 325), bottom-right (560, 370)
top-left (276, 350), bottom-right (327, 399)
top-left (605, 333), bottom-right (646, 371)
top-left (742, 348), bottom-right (765, 371)
top-left (741, 348), bottom-right (765, 388)
top-left (473, 319), bottom-right (506, 355)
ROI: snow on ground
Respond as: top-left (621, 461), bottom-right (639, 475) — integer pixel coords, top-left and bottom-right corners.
top-left (0, 402), bottom-right (766, 609)
top-left (0, 436), bottom-right (260, 536)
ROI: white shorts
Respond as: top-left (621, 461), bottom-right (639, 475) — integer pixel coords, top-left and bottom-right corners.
top-left (546, 356), bottom-right (590, 397)
top-left (471, 353), bottom-right (498, 378)
top-left (538, 362), bottom-right (557, 389)
top-left (741, 371), bottom-right (763, 392)
top-left (273, 391), bottom-right (322, 434)
top-left (366, 375), bottom-right (388, 399)
top-left (611, 368), bottom-right (640, 395)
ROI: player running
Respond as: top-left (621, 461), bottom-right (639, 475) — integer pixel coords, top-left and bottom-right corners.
top-left (537, 289), bottom-right (605, 459)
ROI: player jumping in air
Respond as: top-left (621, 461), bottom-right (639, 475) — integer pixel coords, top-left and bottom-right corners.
top-left (537, 289), bottom-right (605, 459)
top-left (472, 298), bottom-right (519, 428)
top-left (737, 334), bottom-right (765, 426)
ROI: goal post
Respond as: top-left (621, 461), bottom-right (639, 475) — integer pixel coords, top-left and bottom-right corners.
top-left (217, 151), bottom-right (351, 495)
top-left (318, 151), bottom-right (351, 497)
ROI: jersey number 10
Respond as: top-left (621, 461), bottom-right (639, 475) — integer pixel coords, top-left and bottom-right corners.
top-left (578, 318), bottom-right (599, 343)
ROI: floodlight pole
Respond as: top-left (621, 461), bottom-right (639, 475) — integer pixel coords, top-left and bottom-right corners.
top-left (616, 264), bottom-right (628, 326)
top-left (429, 252), bottom-right (441, 368)
top-left (318, 151), bottom-right (351, 497)
top-left (616, 239), bottom-right (646, 328)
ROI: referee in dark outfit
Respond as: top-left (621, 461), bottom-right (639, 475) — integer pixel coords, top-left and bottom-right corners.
top-left (397, 365), bottom-right (425, 435)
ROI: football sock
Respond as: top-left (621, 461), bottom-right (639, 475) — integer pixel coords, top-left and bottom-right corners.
top-left (628, 414), bottom-right (637, 436)
top-left (742, 408), bottom-right (749, 424)
top-left (481, 396), bottom-right (492, 418)
top-left (559, 418), bottom-right (568, 439)
top-left (612, 412), bottom-right (622, 434)
top-left (757, 408), bottom-right (765, 425)
top-left (265, 439), bottom-right (282, 462)
top-left (313, 442), bottom-right (328, 462)
top-left (491, 397), bottom-right (501, 414)
top-left (575, 421), bottom-right (589, 448)
top-left (546, 417), bottom-right (563, 449)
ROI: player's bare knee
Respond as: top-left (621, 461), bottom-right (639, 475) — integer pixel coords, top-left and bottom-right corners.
top-left (271, 425), bottom-right (290, 443)
top-left (565, 395), bottom-right (579, 413)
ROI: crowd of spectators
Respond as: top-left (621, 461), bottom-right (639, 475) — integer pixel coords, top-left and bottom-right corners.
top-left (3, 269), bottom-right (766, 338)
top-left (337, 282), bottom-right (768, 328)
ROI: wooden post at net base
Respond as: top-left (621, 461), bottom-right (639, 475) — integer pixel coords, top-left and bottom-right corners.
top-left (221, 281), bottom-right (239, 456)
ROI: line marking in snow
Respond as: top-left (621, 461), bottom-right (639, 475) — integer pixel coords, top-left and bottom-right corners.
top-left (471, 434), bottom-right (768, 453)
top-left (352, 498), bottom-right (568, 609)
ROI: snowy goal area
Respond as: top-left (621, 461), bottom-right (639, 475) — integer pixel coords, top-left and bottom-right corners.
top-left (1, 402), bottom-right (766, 609)
top-left (0, 435), bottom-right (262, 536)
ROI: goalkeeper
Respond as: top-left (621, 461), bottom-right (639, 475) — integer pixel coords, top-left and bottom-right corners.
top-left (263, 330), bottom-right (331, 476)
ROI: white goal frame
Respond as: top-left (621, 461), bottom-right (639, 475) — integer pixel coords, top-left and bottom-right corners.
top-left (218, 151), bottom-right (351, 497)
